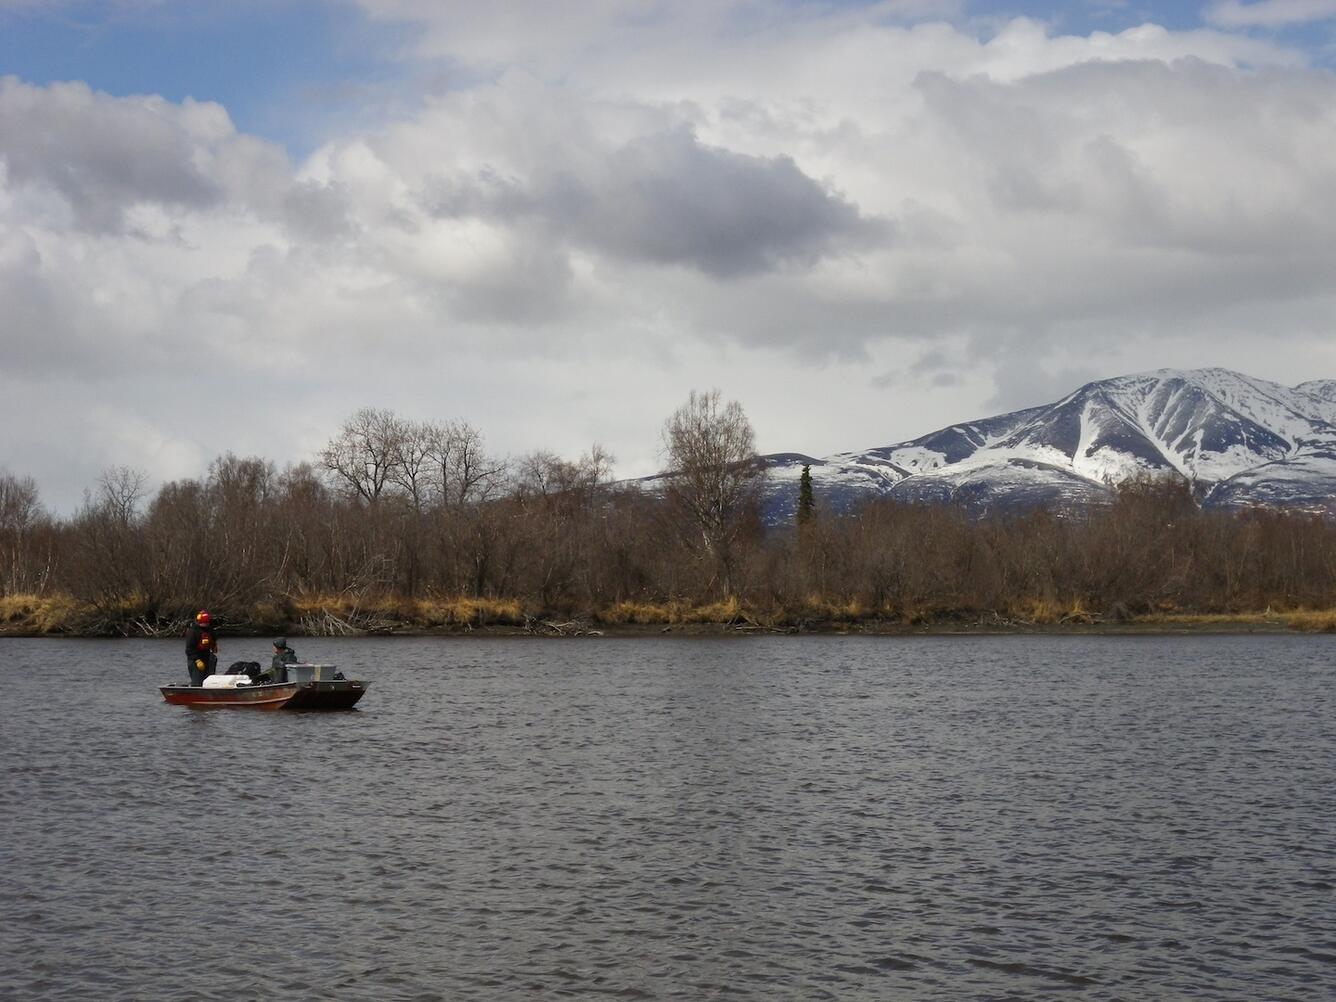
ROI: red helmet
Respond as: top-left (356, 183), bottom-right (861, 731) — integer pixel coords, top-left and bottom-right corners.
top-left (196, 610), bottom-right (211, 625)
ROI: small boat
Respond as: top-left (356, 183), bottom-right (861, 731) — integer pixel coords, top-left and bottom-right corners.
top-left (160, 680), bottom-right (298, 709)
top-left (160, 663), bottom-right (368, 711)
top-left (284, 677), bottom-right (368, 710)
top-left (282, 663), bottom-right (369, 711)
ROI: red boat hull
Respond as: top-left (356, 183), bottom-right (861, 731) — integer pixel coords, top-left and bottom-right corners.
top-left (160, 682), bottom-right (298, 709)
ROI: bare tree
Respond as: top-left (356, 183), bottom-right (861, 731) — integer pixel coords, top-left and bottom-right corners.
top-left (426, 420), bottom-right (507, 508)
top-left (0, 470), bottom-right (42, 533)
top-left (388, 420), bottom-right (436, 513)
top-left (512, 445), bottom-right (618, 605)
top-left (320, 408), bottom-right (405, 505)
top-left (97, 466), bottom-right (148, 526)
top-left (0, 470), bottom-right (46, 594)
top-left (661, 389), bottom-right (763, 596)
top-left (207, 455), bottom-right (280, 602)
top-left (582, 443), bottom-right (616, 491)
top-left (515, 445), bottom-right (615, 510)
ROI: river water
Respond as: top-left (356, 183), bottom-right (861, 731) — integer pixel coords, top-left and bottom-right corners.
top-left (0, 635), bottom-right (1332, 1000)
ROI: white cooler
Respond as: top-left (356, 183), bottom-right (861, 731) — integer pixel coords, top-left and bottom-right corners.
top-left (202, 674), bottom-right (254, 689)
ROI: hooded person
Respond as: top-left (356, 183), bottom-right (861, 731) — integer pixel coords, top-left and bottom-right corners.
top-left (267, 637), bottom-right (298, 683)
top-left (184, 610), bottom-right (218, 686)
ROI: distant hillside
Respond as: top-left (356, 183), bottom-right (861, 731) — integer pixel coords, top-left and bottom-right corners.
top-left (641, 369), bottom-right (1336, 520)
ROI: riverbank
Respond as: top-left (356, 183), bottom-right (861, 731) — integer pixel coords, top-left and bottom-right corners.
top-left (3, 592), bottom-right (1335, 637)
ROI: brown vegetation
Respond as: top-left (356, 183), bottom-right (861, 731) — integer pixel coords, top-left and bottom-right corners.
top-left (3, 400), bottom-right (1336, 637)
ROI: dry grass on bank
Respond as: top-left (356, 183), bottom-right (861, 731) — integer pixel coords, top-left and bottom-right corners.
top-left (1136, 608), bottom-right (1336, 632)
top-left (410, 595), bottom-right (525, 626)
top-left (595, 598), bottom-right (748, 625)
top-left (6, 590), bottom-right (1336, 635)
top-left (0, 592), bottom-right (172, 635)
top-left (0, 593), bottom-right (84, 633)
top-left (286, 593), bottom-right (526, 630)
top-left (597, 596), bottom-right (890, 626)
top-left (1285, 609), bottom-right (1336, 632)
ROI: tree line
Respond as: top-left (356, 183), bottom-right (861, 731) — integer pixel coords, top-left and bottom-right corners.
top-left (3, 390), bottom-right (1336, 633)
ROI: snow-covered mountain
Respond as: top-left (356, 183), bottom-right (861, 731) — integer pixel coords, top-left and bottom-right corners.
top-left (754, 369), bottom-right (1336, 519)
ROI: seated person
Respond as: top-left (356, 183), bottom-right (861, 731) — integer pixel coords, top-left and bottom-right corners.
top-left (263, 637), bottom-right (299, 683)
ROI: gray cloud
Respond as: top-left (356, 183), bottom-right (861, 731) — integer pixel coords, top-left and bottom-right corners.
top-left (279, 181), bottom-right (355, 242)
top-left (986, 353), bottom-right (1103, 413)
top-left (0, 76), bottom-right (350, 239)
top-left (871, 346), bottom-right (968, 389)
top-left (0, 231), bottom-right (76, 372)
top-left (7, 11), bottom-right (1336, 511)
top-left (443, 240), bottom-right (576, 325)
top-left (565, 127), bottom-right (885, 277)
top-left (422, 126), bottom-right (885, 278)
top-left (0, 78), bottom-right (221, 232)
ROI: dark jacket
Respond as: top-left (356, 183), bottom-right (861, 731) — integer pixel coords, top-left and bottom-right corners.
top-left (265, 645), bottom-right (298, 683)
top-left (271, 645), bottom-right (298, 673)
top-left (185, 622), bottom-right (217, 658)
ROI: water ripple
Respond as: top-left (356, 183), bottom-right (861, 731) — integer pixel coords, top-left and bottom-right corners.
top-left (0, 634), bottom-right (1333, 1000)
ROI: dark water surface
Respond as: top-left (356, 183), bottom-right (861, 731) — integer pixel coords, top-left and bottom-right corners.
top-left (1, 635), bottom-right (1333, 1000)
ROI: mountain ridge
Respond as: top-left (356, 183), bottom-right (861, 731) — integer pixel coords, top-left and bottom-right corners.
top-left (746, 367), bottom-right (1336, 519)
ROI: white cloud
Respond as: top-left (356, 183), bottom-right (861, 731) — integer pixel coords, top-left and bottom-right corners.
top-left (0, 76), bottom-right (350, 236)
top-left (5, 8), bottom-right (1336, 510)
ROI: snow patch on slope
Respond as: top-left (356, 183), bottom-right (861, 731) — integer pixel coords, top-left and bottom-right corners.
top-left (752, 367), bottom-right (1336, 520)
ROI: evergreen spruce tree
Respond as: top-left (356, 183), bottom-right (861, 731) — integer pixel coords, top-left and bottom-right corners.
top-left (797, 464), bottom-right (815, 528)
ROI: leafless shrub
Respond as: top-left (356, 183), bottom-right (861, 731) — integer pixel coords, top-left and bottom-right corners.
top-left (10, 411), bottom-right (1336, 629)
top-left (661, 389), bottom-right (763, 597)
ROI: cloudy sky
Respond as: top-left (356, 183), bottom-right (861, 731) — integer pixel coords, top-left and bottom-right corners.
top-left (4, 0), bottom-right (1336, 510)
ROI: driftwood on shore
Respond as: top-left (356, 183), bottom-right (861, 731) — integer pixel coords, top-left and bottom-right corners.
top-left (523, 617), bottom-right (604, 638)
top-left (298, 607), bottom-right (397, 636)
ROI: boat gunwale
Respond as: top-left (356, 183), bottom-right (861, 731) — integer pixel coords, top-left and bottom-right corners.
top-left (159, 681), bottom-right (299, 708)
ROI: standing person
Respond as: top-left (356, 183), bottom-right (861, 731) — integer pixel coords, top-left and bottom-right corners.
top-left (266, 637), bottom-right (298, 683)
top-left (184, 610), bottom-right (218, 686)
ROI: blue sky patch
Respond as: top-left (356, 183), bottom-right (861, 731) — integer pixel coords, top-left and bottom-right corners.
top-left (0, 0), bottom-right (411, 154)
